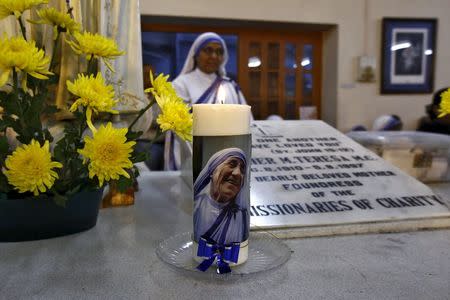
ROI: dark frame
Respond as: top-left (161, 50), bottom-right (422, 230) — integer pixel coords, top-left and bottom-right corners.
top-left (381, 18), bottom-right (437, 94)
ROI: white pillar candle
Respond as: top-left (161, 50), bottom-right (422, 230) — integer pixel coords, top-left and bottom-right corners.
top-left (193, 104), bottom-right (251, 136)
top-left (192, 103), bottom-right (252, 268)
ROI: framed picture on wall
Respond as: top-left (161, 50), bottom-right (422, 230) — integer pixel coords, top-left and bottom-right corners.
top-left (381, 18), bottom-right (437, 94)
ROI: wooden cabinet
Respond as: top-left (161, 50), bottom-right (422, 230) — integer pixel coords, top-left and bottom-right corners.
top-left (239, 32), bottom-right (322, 120)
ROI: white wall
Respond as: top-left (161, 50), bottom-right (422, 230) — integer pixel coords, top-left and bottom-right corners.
top-left (141, 0), bottom-right (450, 131)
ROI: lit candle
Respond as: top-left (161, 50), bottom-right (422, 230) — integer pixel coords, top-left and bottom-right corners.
top-left (217, 84), bottom-right (226, 104)
top-left (192, 104), bottom-right (252, 270)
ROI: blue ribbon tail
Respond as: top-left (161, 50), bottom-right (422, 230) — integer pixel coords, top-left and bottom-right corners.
top-left (217, 258), bottom-right (232, 274)
top-left (196, 256), bottom-right (216, 272)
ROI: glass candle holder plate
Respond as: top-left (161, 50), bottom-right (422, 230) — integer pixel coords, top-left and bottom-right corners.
top-left (156, 232), bottom-right (291, 278)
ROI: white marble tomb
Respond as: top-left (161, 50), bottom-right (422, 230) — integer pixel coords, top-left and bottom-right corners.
top-left (249, 120), bottom-right (450, 237)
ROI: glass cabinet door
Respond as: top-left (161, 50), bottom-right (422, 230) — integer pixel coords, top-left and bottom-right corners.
top-left (247, 42), bottom-right (262, 117)
top-left (267, 42), bottom-right (280, 118)
top-left (241, 32), bottom-right (321, 120)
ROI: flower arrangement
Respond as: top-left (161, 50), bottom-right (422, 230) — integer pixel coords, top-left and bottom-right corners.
top-left (0, 0), bottom-right (192, 205)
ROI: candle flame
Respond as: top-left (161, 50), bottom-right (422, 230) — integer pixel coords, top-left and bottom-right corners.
top-left (217, 84), bottom-right (226, 104)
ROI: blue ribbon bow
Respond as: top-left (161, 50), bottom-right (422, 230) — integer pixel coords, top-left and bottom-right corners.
top-left (196, 237), bottom-right (240, 274)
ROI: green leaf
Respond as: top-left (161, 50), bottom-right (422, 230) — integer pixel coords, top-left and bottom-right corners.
top-left (132, 166), bottom-right (140, 178)
top-left (43, 104), bottom-right (59, 115)
top-left (132, 151), bottom-right (148, 163)
top-left (47, 73), bottom-right (60, 84)
top-left (53, 142), bottom-right (65, 161)
top-left (116, 176), bottom-right (134, 192)
top-left (0, 173), bottom-right (10, 194)
top-left (23, 95), bottom-right (44, 125)
top-left (0, 120), bottom-right (6, 132)
top-left (1, 114), bottom-right (16, 128)
top-left (126, 130), bottom-right (143, 140)
top-left (67, 184), bottom-right (82, 196)
top-left (2, 93), bottom-right (21, 116)
top-left (0, 91), bottom-right (8, 106)
top-left (42, 128), bottom-right (54, 143)
top-left (0, 135), bottom-right (8, 154)
top-left (53, 193), bottom-right (68, 207)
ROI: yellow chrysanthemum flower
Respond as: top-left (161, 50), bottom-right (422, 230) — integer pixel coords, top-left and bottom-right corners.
top-left (66, 31), bottom-right (124, 72)
top-left (67, 72), bottom-right (118, 132)
top-left (144, 70), bottom-right (177, 98)
top-left (3, 140), bottom-right (62, 196)
top-left (29, 7), bottom-right (80, 40)
top-left (438, 88), bottom-right (450, 118)
top-left (155, 94), bottom-right (193, 142)
top-left (0, 0), bottom-right (48, 20)
top-left (143, 70), bottom-right (192, 141)
top-left (0, 34), bottom-right (53, 89)
top-left (78, 122), bottom-right (135, 187)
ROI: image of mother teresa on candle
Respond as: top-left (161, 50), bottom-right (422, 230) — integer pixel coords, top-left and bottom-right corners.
top-left (194, 148), bottom-right (249, 245)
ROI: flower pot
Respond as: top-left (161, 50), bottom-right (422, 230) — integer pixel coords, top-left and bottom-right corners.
top-left (0, 189), bottom-right (103, 242)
